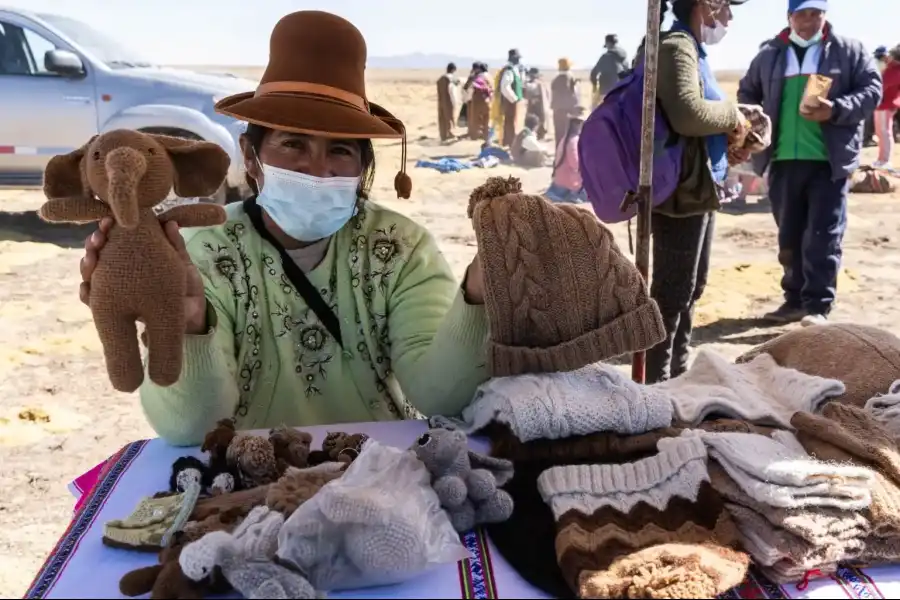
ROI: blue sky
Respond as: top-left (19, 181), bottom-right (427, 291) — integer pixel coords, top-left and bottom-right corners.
top-left (6, 0), bottom-right (899, 70)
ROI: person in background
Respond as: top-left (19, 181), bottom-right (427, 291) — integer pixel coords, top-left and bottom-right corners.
top-left (464, 62), bottom-right (493, 141)
top-left (864, 45), bottom-right (889, 146)
top-left (496, 49), bottom-right (526, 146)
top-left (590, 34), bottom-right (629, 107)
top-left (550, 57), bottom-right (581, 148)
top-left (645, 0), bottom-right (750, 383)
top-left (874, 45), bottom-right (900, 171)
top-left (437, 62), bottom-right (460, 142)
top-left (524, 67), bottom-right (552, 140)
top-left (738, 0), bottom-right (881, 327)
top-left (77, 11), bottom-right (490, 446)
top-left (545, 111), bottom-right (587, 203)
top-left (510, 113), bottom-right (550, 167)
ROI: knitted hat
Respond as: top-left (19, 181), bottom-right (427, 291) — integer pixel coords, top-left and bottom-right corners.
top-left (702, 430), bottom-right (873, 510)
top-left (737, 324), bottom-right (900, 409)
top-left (467, 176), bottom-right (665, 376)
top-left (538, 436), bottom-right (741, 596)
top-left (578, 543), bottom-right (749, 599)
top-left (459, 361), bottom-right (674, 443)
top-left (792, 403), bottom-right (900, 487)
top-left (708, 462), bottom-right (870, 546)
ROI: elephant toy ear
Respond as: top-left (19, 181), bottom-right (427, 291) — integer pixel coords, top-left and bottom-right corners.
top-left (43, 137), bottom-right (96, 199)
top-left (155, 135), bottom-right (230, 198)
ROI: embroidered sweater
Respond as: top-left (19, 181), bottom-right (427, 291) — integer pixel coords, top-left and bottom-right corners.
top-left (139, 201), bottom-right (490, 446)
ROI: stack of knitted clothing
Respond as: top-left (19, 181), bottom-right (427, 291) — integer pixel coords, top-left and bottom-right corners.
top-left (701, 423), bottom-right (880, 583)
top-left (537, 434), bottom-right (749, 598)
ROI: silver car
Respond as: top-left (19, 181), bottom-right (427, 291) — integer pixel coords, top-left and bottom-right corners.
top-left (0, 6), bottom-right (256, 203)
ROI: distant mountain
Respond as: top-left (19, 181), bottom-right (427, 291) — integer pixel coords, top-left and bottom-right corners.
top-left (366, 52), bottom-right (553, 70)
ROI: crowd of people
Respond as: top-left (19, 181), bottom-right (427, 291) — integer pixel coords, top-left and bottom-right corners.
top-left (432, 0), bottom-right (898, 384)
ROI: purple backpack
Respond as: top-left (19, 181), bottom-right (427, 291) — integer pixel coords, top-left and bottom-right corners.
top-left (578, 62), bottom-right (683, 223)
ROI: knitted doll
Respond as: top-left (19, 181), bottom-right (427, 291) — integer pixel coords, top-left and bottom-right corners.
top-left (202, 418), bottom-right (238, 465)
top-left (179, 506), bottom-right (316, 598)
top-left (38, 129), bottom-right (230, 392)
top-left (269, 425), bottom-right (313, 473)
top-left (204, 456), bottom-right (240, 496)
top-left (307, 432), bottom-right (370, 466)
top-left (226, 433), bottom-right (281, 489)
top-left (169, 456), bottom-right (206, 494)
top-left (412, 427), bottom-right (515, 532)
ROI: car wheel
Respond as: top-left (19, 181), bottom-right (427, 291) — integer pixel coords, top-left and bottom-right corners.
top-left (138, 127), bottom-right (235, 205)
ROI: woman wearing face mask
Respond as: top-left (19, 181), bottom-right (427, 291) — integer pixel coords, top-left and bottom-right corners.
top-left (642, 0), bottom-right (750, 383)
top-left (77, 11), bottom-right (491, 446)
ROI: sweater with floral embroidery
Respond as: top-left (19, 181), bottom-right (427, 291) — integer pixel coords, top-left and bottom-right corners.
top-left (139, 200), bottom-right (490, 446)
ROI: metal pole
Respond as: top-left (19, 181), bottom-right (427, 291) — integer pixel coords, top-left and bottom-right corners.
top-left (631, 0), bottom-right (663, 384)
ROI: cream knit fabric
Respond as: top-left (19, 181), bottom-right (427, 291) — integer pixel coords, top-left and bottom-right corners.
top-left (865, 380), bottom-right (900, 440)
top-left (458, 362), bottom-right (673, 442)
top-left (537, 435), bottom-right (708, 517)
top-left (700, 430), bottom-right (873, 510)
top-left (657, 350), bottom-right (845, 429)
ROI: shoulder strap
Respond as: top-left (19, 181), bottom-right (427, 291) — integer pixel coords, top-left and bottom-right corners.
top-left (243, 198), bottom-right (343, 348)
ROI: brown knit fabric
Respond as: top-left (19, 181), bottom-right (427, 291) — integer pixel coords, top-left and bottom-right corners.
top-left (467, 176), bottom-right (666, 376)
top-left (485, 422), bottom-right (684, 464)
top-left (191, 484), bottom-right (270, 521)
top-left (793, 422), bottom-right (900, 539)
top-left (266, 466), bottom-right (343, 517)
top-left (737, 324), bottom-right (900, 408)
top-left (708, 463), bottom-right (870, 545)
top-left (578, 543), bottom-right (749, 599)
top-left (793, 403), bottom-right (900, 487)
top-left (39, 130), bottom-right (229, 392)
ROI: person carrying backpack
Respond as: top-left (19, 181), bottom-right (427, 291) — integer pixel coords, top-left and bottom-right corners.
top-left (644, 0), bottom-right (750, 382)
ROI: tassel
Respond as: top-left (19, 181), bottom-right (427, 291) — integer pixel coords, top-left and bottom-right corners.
top-left (393, 124), bottom-right (412, 199)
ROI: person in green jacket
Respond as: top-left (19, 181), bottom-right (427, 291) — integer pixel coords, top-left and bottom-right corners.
top-left (77, 11), bottom-right (490, 446)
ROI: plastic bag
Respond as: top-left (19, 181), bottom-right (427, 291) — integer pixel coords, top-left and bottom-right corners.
top-left (275, 439), bottom-right (470, 591)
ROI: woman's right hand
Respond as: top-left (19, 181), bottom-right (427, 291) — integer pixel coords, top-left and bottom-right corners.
top-left (80, 218), bottom-right (210, 335)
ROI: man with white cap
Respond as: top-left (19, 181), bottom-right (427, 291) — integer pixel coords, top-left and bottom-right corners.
top-left (738, 0), bottom-right (882, 327)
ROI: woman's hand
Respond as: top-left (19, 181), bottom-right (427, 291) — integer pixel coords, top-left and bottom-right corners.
top-left (462, 254), bottom-right (485, 305)
top-left (80, 218), bottom-right (210, 335)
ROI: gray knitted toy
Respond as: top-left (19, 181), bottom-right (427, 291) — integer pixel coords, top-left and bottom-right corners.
top-left (412, 427), bottom-right (515, 532)
top-left (179, 506), bottom-right (316, 598)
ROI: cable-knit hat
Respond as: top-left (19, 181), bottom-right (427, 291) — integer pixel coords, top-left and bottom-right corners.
top-left (737, 324), bottom-right (900, 408)
top-left (467, 176), bottom-right (666, 377)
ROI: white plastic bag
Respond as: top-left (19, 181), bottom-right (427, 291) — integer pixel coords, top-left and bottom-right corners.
top-left (275, 439), bottom-right (470, 591)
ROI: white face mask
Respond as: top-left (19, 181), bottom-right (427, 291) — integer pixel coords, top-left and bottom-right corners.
top-left (789, 28), bottom-right (823, 48)
top-left (255, 160), bottom-right (360, 242)
top-left (701, 21), bottom-right (728, 45)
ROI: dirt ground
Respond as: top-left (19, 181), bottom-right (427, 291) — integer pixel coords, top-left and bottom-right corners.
top-left (1, 71), bottom-right (898, 596)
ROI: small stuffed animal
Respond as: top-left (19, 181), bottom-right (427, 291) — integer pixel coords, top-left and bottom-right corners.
top-left (268, 425), bottom-right (313, 473)
top-left (412, 427), bottom-right (515, 532)
top-left (226, 434), bottom-right (281, 489)
top-left (170, 456), bottom-right (207, 495)
top-left (38, 129), bottom-right (230, 393)
top-left (308, 432), bottom-right (370, 465)
top-left (202, 418), bottom-right (237, 464)
top-left (179, 506), bottom-right (316, 599)
top-left (204, 455), bottom-right (241, 496)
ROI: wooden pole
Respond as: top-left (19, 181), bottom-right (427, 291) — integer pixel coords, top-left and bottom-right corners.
top-left (631, 0), bottom-right (663, 384)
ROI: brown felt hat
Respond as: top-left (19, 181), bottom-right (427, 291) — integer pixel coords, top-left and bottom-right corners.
top-left (214, 11), bottom-right (412, 198)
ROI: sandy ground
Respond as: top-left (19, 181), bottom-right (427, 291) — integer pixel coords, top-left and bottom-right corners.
top-left (1, 69), bottom-right (899, 596)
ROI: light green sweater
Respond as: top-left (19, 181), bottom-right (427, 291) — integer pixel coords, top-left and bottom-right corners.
top-left (139, 201), bottom-right (490, 446)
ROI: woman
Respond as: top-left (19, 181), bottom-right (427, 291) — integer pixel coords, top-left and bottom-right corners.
top-left (464, 62), bottom-right (492, 141)
top-left (644, 0), bottom-right (748, 383)
top-left (874, 45), bottom-right (900, 171)
top-left (78, 11), bottom-right (490, 446)
top-left (545, 113), bottom-right (587, 203)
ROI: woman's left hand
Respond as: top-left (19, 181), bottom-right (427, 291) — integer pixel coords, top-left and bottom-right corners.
top-left (463, 254), bottom-right (485, 305)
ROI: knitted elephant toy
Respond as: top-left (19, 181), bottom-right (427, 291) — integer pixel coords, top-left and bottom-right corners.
top-left (38, 129), bottom-right (230, 392)
top-left (412, 427), bottom-right (515, 532)
top-left (179, 506), bottom-right (316, 599)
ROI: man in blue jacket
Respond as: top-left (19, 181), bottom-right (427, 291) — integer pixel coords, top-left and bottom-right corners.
top-left (737, 0), bottom-right (881, 326)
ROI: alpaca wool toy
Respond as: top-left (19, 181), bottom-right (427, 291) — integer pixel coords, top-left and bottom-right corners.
top-left (227, 433), bottom-right (281, 489)
top-left (202, 418), bottom-right (238, 464)
top-left (38, 129), bottom-right (229, 392)
top-left (412, 427), bottom-right (515, 532)
top-left (269, 425), bottom-right (313, 472)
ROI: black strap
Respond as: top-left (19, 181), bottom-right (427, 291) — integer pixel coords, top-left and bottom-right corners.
top-left (244, 198), bottom-right (343, 347)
